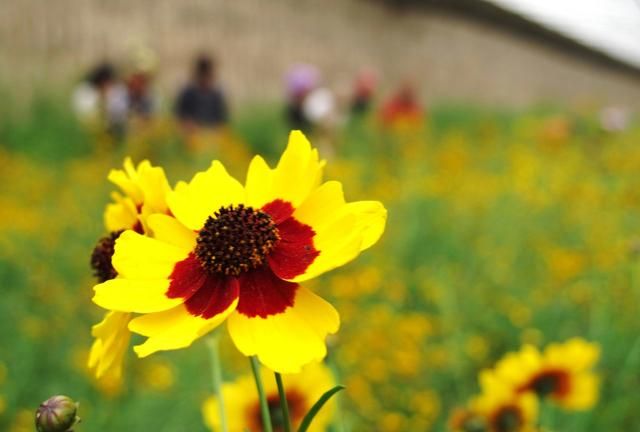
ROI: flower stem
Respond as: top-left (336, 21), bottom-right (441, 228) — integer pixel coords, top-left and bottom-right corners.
top-left (274, 372), bottom-right (293, 432)
top-left (249, 356), bottom-right (273, 432)
top-left (206, 334), bottom-right (228, 432)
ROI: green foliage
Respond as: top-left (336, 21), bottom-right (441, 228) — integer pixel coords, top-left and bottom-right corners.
top-left (1, 93), bottom-right (640, 431)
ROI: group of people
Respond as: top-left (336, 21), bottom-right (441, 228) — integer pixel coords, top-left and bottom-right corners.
top-left (284, 64), bottom-right (424, 133)
top-left (72, 53), bottom-right (425, 142)
top-left (72, 53), bottom-right (229, 139)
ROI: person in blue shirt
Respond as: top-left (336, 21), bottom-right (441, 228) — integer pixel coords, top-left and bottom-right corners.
top-left (175, 55), bottom-right (229, 131)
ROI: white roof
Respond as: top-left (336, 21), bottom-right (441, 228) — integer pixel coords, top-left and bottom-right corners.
top-left (485, 0), bottom-right (640, 69)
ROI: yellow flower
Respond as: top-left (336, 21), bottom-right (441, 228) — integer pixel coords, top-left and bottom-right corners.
top-left (202, 362), bottom-right (335, 432)
top-left (89, 158), bottom-right (171, 382)
top-left (104, 157), bottom-right (170, 233)
top-left (481, 338), bottom-right (600, 410)
top-left (93, 131), bottom-right (387, 372)
top-left (471, 381), bottom-right (538, 432)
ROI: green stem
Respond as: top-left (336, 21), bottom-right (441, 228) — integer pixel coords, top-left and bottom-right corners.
top-left (274, 372), bottom-right (293, 432)
top-left (206, 334), bottom-right (228, 432)
top-left (249, 356), bottom-right (273, 432)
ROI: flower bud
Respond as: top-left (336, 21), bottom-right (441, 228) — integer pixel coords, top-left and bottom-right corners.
top-left (35, 395), bottom-right (80, 432)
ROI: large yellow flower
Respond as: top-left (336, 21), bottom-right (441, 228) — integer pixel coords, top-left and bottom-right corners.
top-left (470, 381), bottom-right (538, 432)
top-left (481, 338), bottom-right (600, 411)
top-left (93, 131), bottom-right (387, 372)
top-left (89, 158), bottom-right (171, 381)
top-left (202, 362), bottom-right (335, 432)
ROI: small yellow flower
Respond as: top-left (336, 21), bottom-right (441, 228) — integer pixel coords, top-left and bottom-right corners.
top-left (88, 158), bottom-right (171, 382)
top-left (93, 131), bottom-right (387, 373)
top-left (471, 381), bottom-right (538, 432)
top-left (481, 338), bottom-right (600, 410)
top-left (202, 362), bottom-right (336, 432)
top-left (104, 157), bottom-right (171, 233)
top-left (138, 359), bottom-right (175, 392)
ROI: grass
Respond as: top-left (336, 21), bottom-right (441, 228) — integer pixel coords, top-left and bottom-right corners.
top-left (1, 94), bottom-right (640, 431)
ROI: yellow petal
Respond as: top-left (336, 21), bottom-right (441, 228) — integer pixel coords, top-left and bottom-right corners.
top-left (136, 160), bottom-right (170, 214)
top-left (342, 201), bottom-right (387, 251)
top-left (112, 230), bottom-right (188, 279)
top-left (202, 375), bottom-right (256, 432)
top-left (228, 286), bottom-right (339, 373)
top-left (167, 161), bottom-right (245, 231)
top-left (293, 181), bottom-right (346, 228)
top-left (545, 338), bottom-right (600, 371)
top-left (93, 278), bottom-right (181, 313)
top-left (245, 155), bottom-right (274, 208)
top-left (270, 131), bottom-right (325, 207)
top-left (290, 182), bottom-right (387, 282)
top-left (104, 194), bottom-right (138, 232)
top-left (129, 301), bottom-right (238, 357)
top-left (561, 373), bottom-right (599, 410)
top-left (147, 214), bottom-right (196, 252)
top-left (88, 311), bottom-right (131, 379)
top-left (108, 157), bottom-right (144, 204)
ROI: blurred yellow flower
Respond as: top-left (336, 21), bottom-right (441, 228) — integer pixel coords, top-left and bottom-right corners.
top-left (202, 362), bottom-right (336, 432)
top-left (545, 248), bottom-right (587, 283)
top-left (10, 409), bottom-right (34, 432)
top-left (93, 131), bottom-right (387, 373)
top-left (481, 338), bottom-right (600, 410)
top-left (138, 359), bottom-right (175, 392)
top-left (471, 381), bottom-right (538, 432)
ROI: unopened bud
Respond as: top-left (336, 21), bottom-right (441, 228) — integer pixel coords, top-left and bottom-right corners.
top-left (35, 395), bottom-right (80, 432)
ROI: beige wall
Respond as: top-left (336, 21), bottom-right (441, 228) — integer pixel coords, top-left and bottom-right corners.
top-left (1, 0), bottom-right (639, 107)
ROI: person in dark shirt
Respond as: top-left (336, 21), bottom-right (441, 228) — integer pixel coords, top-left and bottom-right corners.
top-left (175, 55), bottom-right (229, 131)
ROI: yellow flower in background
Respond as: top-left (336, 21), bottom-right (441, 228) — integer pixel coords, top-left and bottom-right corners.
top-left (93, 131), bottom-right (387, 373)
top-left (88, 158), bottom-right (171, 384)
top-left (104, 157), bottom-right (171, 233)
top-left (202, 362), bottom-right (336, 432)
top-left (471, 381), bottom-right (538, 432)
top-left (482, 338), bottom-right (600, 410)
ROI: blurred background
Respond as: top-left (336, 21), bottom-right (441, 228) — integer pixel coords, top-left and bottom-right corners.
top-left (1, 0), bottom-right (640, 431)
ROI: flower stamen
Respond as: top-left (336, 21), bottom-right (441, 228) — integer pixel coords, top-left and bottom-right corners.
top-left (195, 205), bottom-right (280, 276)
top-left (91, 230), bottom-right (123, 282)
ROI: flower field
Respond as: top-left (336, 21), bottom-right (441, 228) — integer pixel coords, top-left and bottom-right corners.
top-left (1, 97), bottom-right (640, 431)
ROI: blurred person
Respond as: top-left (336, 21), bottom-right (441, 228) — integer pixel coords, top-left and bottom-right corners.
top-left (303, 86), bottom-right (337, 129)
top-left (72, 62), bottom-right (128, 139)
top-left (380, 80), bottom-right (423, 127)
top-left (175, 54), bottom-right (229, 131)
top-left (599, 105), bottom-right (630, 133)
top-left (350, 69), bottom-right (377, 116)
top-left (124, 44), bottom-right (159, 120)
top-left (284, 63), bottom-right (320, 132)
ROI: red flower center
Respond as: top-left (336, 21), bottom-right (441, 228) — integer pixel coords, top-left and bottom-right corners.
top-left (517, 368), bottom-right (571, 399)
top-left (195, 205), bottom-right (280, 276)
top-left (166, 200), bottom-right (320, 319)
top-left (490, 405), bottom-right (523, 432)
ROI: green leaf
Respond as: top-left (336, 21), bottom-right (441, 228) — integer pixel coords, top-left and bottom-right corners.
top-left (297, 385), bottom-right (346, 432)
